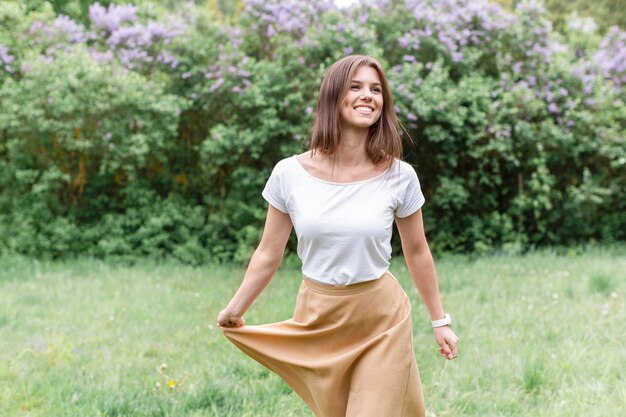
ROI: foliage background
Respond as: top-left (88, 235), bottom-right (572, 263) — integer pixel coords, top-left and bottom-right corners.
top-left (1, 0), bottom-right (625, 264)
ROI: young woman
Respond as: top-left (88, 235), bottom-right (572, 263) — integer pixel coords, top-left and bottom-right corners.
top-left (217, 54), bottom-right (458, 417)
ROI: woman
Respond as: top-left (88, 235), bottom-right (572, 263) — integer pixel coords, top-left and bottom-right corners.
top-left (217, 54), bottom-right (458, 417)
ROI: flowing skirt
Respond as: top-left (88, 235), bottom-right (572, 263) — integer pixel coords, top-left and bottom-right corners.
top-left (221, 271), bottom-right (425, 417)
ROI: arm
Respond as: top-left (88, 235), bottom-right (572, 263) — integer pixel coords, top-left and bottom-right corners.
top-left (217, 204), bottom-right (293, 327)
top-left (395, 209), bottom-right (459, 360)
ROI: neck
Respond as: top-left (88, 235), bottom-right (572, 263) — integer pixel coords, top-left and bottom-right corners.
top-left (333, 125), bottom-right (370, 167)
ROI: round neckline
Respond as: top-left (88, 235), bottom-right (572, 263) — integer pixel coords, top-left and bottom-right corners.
top-left (291, 155), bottom-right (392, 186)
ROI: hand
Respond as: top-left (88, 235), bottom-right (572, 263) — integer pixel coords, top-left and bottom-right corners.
top-left (217, 309), bottom-right (245, 328)
top-left (434, 326), bottom-right (458, 360)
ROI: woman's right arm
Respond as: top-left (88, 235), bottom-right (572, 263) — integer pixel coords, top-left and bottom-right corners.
top-left (217, 204), bottom-right (293, 327)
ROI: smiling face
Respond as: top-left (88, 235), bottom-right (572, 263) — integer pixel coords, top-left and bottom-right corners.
top-left (338, 65), bottom-right (383, 131)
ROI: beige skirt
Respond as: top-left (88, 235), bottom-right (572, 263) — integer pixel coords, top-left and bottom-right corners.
top-left (221, 271), bottom-right (425, 417)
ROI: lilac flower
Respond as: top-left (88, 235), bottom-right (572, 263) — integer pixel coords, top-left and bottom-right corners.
top-left (398, 35), bottom-right (411, 48)
top-left (89, 2), bottom-right (138, 33)
top-left (53, 15), bottom-right (88, 43)
top-left (28, 15), bottom-right (88, 48)
top-left (181, 71), bottom-right (192, 79)
top-left (593, 26), bottom-right (626, 91)
top-left (209, 77), bottom-right (225, 93)
top-left (107, 25), bottom-right (150, 48)
top-left (157, 51), bottom-right (178, 69)
top-left (548, 102), bottom-right (559, 113)
top-left (0, 46), bottom-right (13, 62)
top-left (88, 48), bottom-right (114, 63)
top-left (397, 0), bottom-right (515, 65)
top-left (243, 0), bottom-right (336, 38)
top-left (407, 113), bottom-right (418, 121)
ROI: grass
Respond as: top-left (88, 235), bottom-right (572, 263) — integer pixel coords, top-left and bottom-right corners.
top-left (0, 246), bottom-right (624, 416)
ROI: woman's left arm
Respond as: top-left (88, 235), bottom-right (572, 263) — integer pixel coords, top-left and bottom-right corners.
top-left (395, 209), bottom-right (459, 360)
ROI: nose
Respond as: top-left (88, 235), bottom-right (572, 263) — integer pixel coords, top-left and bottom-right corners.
top-left (359, 90), bottom-right (373, 100)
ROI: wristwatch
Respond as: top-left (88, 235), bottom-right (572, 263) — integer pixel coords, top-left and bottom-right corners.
top-left (431, 313), bottom-right (452, 328)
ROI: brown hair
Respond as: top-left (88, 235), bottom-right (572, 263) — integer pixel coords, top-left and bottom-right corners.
top-left (307, 55), bottom-right (411, 170)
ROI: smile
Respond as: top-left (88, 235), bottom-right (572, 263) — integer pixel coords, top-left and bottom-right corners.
top-left (354, 106), bottom-right (373, 115)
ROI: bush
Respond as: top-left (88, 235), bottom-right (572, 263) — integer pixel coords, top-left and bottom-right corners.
top-left (0, 0), bottom-right (624, 262)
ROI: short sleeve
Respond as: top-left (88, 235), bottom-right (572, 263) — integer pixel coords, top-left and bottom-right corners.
top-left (395, 165), bottom-right (425, 218)
top-left (261, 162), bottom-right (288, 213)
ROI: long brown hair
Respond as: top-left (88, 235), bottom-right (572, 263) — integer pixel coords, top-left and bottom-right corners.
top-left (307, 55), bottom-right (410, 170)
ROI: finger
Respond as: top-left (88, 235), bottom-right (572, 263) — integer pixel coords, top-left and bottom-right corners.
top-left (449, 338), bottom-right (459, 353)
top-left (447, 339), bottom-right (458, 359)
top-left (440, 342), bottom-right (452, 358)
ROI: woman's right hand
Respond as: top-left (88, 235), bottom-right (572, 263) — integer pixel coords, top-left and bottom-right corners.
top-left (217, 309), bottom-right (245, 328)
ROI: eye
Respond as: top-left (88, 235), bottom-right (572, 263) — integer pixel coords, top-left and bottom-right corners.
top-left (350, 85), bottom-right (359, 90)
top-left (373, 87), bottom-right (382, 93)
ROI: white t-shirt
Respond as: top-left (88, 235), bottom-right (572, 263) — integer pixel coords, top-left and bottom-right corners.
top-left (262, 155), bottom-right (425, 285)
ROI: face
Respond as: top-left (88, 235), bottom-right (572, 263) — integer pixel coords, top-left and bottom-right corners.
top-left (338, 65), bottom-right (383, 131)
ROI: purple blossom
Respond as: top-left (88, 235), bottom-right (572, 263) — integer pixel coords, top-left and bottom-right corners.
top-left (88, 48), bottom-right (114, 63)
top-left (407, 113), bottom-right (418, 121)
top-left (156, 51), bottom-right (178, 69)
top-left (548, 102), bottom-right (559, 113)
top-left (28, 16), bottom-right (89, 49)
top-left (53, 15), bottom-right (89, 43)
top-left (243, 0), bottom-right (336, 38)
top-left (209, 77), bottom-right (225, 93)
top-left (89, 2), bottom-right (138, 33)
top-left (593, 26), bottom-right (626, 91)
top-left (0, 44), bottom-right (14, 73)
top-left (398, 34), bottom-right (411, 48)
top-left (397, 0), bottom-right (515, 64)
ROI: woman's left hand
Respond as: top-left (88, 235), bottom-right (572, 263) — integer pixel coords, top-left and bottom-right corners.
top-left (433, 326), bottom-right (458, 360)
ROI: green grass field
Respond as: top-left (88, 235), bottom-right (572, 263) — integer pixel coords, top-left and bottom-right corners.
top-left (0, 247), bottom-right (624, 417)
